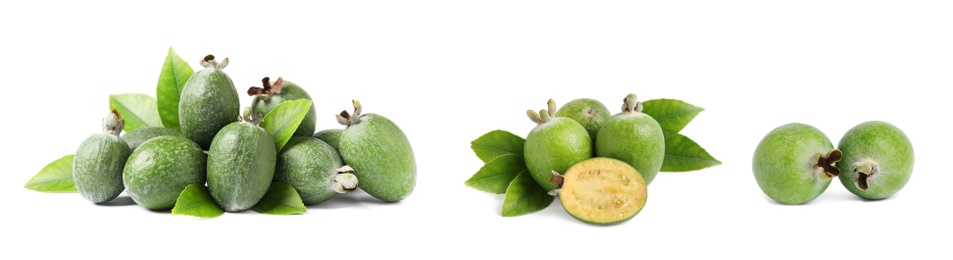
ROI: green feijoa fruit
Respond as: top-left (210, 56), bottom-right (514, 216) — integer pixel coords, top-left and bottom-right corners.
top-left (524, 99), bottom-right (592, 191)
top-left (73, 110), bottom-right (132, 203)
top-left (555, 158), bottom-right (647, 225)
top-left (313, 129), bottom-right (343, 154)
top-left (123, 136), bottom-right (206, 210)
top-left (753, 123), bottom-right (841, 205)
top-left (121, 126), bottom-right (183, 151)
top-left (337, 100), bottom-right (416, 202)
top-left (179, 55), bottom-right (240, 150)
top-left (249, 77), bottom-right (316, 137)
top-left (595, 94), bottom-right (665, 185)
top-left (207, 121), bottom-right (277, 212)
top-left (837, 121), bottom-right (914, 200)
top-left (275, 137), bottom-right (357, 205)
top-left (555, 98), bottom-right (610, 147)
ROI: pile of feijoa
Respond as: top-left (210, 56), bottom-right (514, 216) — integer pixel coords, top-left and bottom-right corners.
top-left (466, 94), bottom-right (720, 225)
top-left (24, 48), bottom-right (416, 218)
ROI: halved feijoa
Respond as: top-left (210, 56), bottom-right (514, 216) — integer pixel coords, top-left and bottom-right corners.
top-left (556, 157), bottom-right (647, 225)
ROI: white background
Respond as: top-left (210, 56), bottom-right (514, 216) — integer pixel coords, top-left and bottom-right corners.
top-left (1, 0), bottom-right (949, 259)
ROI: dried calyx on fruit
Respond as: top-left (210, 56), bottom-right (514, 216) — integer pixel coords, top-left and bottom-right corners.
top-left (247, 76), bottom-right (283, 97)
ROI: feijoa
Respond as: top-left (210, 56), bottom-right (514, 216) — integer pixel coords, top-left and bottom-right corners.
top-left (524, 99), bottom-right (592, 191)
top-left (207, 119), bottom-right (277, 212)
top-left (123, 136), bottom-right (206, 210)
top-left (73, 110), bottom-right (132, 203)
top-left (337, 100), bottom-right (416, 202)
top-left (753, 123), bottom-right (841, 205)
top-left (595, 94), bottom-right (665, 184)
top-left (837, 121), bottom-right (914, 199)
top-left (556, 98), bottom-right (610, 151)
top-left (179, 55), bottom-right (240, 150)
top-left (313, 129), bottom-right (343, 154)
top-left (249, 77), bottom-right (316, 137)
top-left (275, 137), bottom-right (357, 205)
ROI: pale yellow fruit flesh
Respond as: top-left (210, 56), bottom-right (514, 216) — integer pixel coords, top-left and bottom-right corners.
top-left (560, 158), bottom-right (647, 224)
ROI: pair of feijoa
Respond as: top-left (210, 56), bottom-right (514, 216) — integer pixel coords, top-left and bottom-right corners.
top-left (248, 77), bottom-right (416, 205)
top-left (72, 111), bottom-right (206, 208)
top-left (753, 121), bottom-right (914, 204)
top-left (273, 99), bottom-right (416, 206)
top-left (523, 94), bottom-right (663, 224)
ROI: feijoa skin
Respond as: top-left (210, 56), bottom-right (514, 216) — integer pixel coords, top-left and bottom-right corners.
top-left (753, 123), bottom-right (841, 205)
top-left (837, 121), bottom-right (914, 200)
top-left (595, 94), bottom-right (665, 185)
top-left (179, 55), bottom-right (240, 150)
top-left (73, 111), bottom-right (132, 203)
top-left (120, 126), bottom-right (183, 151)
top-left (555, 98), bottom-right (611, 144)
top-left (524, 99), bottom-right (592, 191)
top-left (207, 121), bottom-right (277, 212)
top-left (338, 101), bottom-right (416, 202)
top-left (123, 136), bottom-right (206, 210)
top-left (557, 158), bottom-right (647, 225)
top-left (313, 129), bottom-right (343, 153)
top-left (275, 137), bottom-right (348, 205)
top-left (249, 77), bottom-right (316, 137)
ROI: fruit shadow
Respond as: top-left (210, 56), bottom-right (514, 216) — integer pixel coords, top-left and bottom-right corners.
top-left (97, 195), bottom-right (136, 207)
top-left (97, 195), bottom-right (176, 215)
top-left (836, 192), bottom-right (897, 203)
top-left (307, 190), bottom-right (392, 209)
top-left (761, 192), bottom-right (896, 205)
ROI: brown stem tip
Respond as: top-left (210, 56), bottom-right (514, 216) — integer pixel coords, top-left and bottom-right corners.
top-left (247, 77), bottom-right (284, 98)
top-left (550, 170), bottom-right (565, 189)
top-left (816, 149), bottom-right (843, 178)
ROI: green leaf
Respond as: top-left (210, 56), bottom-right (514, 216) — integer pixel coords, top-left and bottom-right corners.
top-left (260, 99), bottom-right (313, 151)
top-left (253, 182), bottom-right (307, 215)
top-left (642, 99), bottom-right (704, 137)
top-left (24, 155), bottom-right (76, 192)
top-left (502, 171), bottom-right (554, 217)
top-left (661, 134), bottom-right (722, 172)
top-left (156, 47), bottom-right (194, 132)
top-left (172, 184), bottom-right (224, 219)
top-left (465, 154), bottom-right (526, 194)
top-left (471, 130), bottom-right (525, 163)
top-left (109, 93), bottom-right (163, 132)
